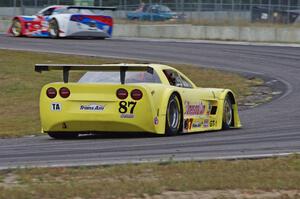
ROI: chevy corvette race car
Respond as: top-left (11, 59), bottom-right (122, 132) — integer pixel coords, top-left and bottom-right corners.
top-left (8, 5), bottom-right (116, 38)
top-left (35, 63), bottom-right (241, 139)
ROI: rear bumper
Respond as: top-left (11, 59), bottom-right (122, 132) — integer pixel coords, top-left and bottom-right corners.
top-left (43, 119), bottom-right (157, 133)
top-left (40, 83), bottom-right (166, 135)
top-left (65, 30), bottom-right (110, 38)
top-left (40, 107), bottom-right (165, 134)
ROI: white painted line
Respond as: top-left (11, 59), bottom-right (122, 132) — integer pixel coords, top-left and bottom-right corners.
top-left (1, 33), bottom-right (300, 47)
top-left (0, 152), bottom-right (298, 170)
top-left (115, 37), bottom-right (300, 48)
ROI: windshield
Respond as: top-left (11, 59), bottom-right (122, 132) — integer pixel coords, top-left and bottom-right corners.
top-left (52, 8), bottom-right (67, 15)
top-left (78, 71), bottom-right (161, 84)
top-left (159, 5), bottom-right (171, 12)
top-left (37, 6), bottom-right (64, 16)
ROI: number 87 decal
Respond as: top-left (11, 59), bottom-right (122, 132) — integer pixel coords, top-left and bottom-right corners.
top-left (119, 101), bottom-right (137, 114)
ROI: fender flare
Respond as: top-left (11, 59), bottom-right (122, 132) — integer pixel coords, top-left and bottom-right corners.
top-left (48, 17), bottom-right (63, 38)
top-left (159, 89), bottom-right (184, 133)
top-left (9, 17), bottom-right (26, 36)
top-left (218, 89), bottom-right (241, 128)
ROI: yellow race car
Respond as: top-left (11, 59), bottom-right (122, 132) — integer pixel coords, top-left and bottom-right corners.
top-left (35, 63), bottom-right (241, 139)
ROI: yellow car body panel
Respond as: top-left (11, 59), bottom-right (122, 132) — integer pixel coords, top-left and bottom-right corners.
top-left (40, 83), bottom-right (162, 133)
top-left (37, 63), bottom-right (241, 135)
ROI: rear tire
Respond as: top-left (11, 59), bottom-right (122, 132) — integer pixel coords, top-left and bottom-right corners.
top-left (222, 95), bottom-right (233, 130)
top-left (49, 19), bottom-right (60, 39)
top-left (165, 93), bottom-right (182, 136)
top-left (48, 132), bottom-right (78, 139)
top-left (11, 19), bottom-right (22, 37)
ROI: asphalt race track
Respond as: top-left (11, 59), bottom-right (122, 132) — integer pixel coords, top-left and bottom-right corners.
top-left (1, 35), bottom-right (300, 169)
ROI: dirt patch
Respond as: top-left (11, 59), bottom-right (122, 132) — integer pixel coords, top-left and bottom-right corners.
top-left (0, 173), bottom-right (21, 188)
top-left (141, 190), bottom-right (300, 199)
top-left (238, 75), bottom-right (283, 111)
top-left (239, 84), bottom-right (273, 110)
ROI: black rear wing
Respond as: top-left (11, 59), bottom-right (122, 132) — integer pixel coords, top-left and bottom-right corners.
top-left (67, 6), bottom-right (117, 11)
top-left (35, 64), bottom-right (152, 84)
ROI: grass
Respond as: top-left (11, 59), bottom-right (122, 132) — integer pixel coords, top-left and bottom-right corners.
top-left (0, 49), bottom-right (259, 138)
top-left (0, 155), bottom-right (300, 199)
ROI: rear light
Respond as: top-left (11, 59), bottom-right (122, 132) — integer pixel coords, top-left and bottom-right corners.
top-left (116, 88), bottom-right (128, 99)
top-left (59, 87), bottom-right (70, 98)
top-left (46, 87), bottom-right (57, 99)
top-left (131, 89), bottom-right (143, 100)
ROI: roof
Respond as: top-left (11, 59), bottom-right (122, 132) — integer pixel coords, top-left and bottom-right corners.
top-left (42, 5), bottom-right (116, 11)
top-left (66, 6), bottom-right (117, 11)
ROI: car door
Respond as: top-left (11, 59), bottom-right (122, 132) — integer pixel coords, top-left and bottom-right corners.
top-left (36, 7), bottom-right (57, 32)
top-left (163, 69), bottom-right (215, 132)
top-left (145, 5), bottom-right (159, 21)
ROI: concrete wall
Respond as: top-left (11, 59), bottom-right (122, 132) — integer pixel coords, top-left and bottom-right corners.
top-left (0, 7), bottom-right (22, 17)
top-left (0, 20), bottom-right (10, 33)
top-left (185, 11), bottom-right (251, 21)
top-left (1, 20), bottom-right (300, 43)
top-left (113, 24), bottom-right (300, 43)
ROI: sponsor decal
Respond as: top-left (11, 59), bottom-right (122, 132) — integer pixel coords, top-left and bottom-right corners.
top-left (80, 104), bottom-right (105, 111)
top-left (210, 120), bottom-right (217, 127)
top-left (192, 121), bottom-right (202, 128)
top-left (203, 119), bottom-right (209, 128)
top-left (184, 101), bottom-right (206, 115)
top-left (51, 103), bottom-right (61, 111)
top-left (154, 117), bottom-right (159, 125)
top-left (184, 118), bottom-right (193, 130)
top-left (120, 114), bottom-right (134, 118)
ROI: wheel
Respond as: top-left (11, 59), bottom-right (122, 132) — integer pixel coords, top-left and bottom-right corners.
top-left (48, 132), bottom-right (78, 139)
top-left (165, 93), bottom-right (182, 136)
top-left (11, 19), bottom-right (22, 37)
top-left (49, 19), bottom-right (60, 39)
top-left (222, 95), bottom-right (233, 129)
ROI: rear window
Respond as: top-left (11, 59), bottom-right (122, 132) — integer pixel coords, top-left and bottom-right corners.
top-left (78, 71), bottom-right (161, 84)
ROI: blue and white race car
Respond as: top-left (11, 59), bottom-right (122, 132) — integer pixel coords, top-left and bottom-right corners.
top-left (8, 5), bottom-right (116, 39)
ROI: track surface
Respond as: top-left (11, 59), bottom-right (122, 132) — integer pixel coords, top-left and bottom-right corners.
top-left (1, 35), bottom-right (300, 169)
